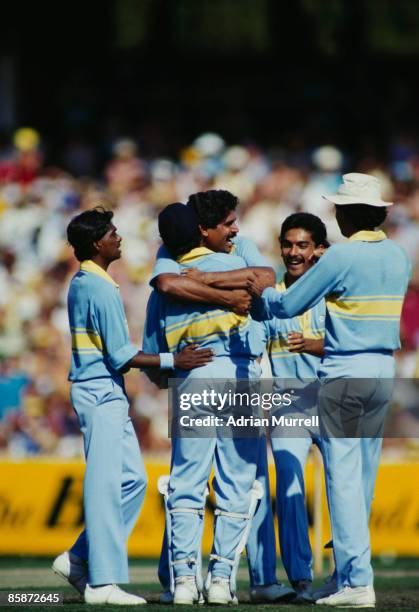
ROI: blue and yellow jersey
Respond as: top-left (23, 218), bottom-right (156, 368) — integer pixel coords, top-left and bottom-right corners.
top-left (262, 278), bottom-right (325, 379)
top-left (144, 247), bottom-right (266, 360)
top-left (262, 231), bottom-right (411, 355)
top-left (68, 260), bottom-right (138, 381)
top-left (150, 235), bottom-right (271, 284)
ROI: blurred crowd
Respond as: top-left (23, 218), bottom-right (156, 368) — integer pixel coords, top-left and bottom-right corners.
top-left (0, 128), bottom-right (419, 459)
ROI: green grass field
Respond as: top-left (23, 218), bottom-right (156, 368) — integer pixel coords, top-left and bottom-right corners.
top-left (0, 557), bottom-right (418, 611)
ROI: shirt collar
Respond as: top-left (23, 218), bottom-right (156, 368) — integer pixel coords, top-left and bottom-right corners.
top-left (177, 247), bottom-right (214, 264)
top-left (348, 230), bottom-right (387, 242)
top-left (80, 260), bottom-right (119, 287)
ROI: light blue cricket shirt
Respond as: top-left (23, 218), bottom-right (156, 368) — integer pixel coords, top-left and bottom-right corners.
top-left (144, 246), bottom-right (266, 360)
top-left (262, 277), bottom-right (325, 379)
top-left (68, 260), bottom-right (138, 381)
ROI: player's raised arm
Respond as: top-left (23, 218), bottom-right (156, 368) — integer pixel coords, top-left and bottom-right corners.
top-left (255, 245), bottom-right (351, 319)
top-left (155, 271), bottom-right (252, 314)
top-left (180, 265), bottom-right (275, 290)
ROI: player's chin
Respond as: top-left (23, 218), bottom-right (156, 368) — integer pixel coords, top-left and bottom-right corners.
top-left (287, 263), bottom-right (308, 277)
top-left (225, 240), bottom-right (233, 252)
top-left (287, 268), bottom-right (304, 279)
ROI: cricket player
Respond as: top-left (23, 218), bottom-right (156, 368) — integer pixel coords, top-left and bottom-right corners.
top-left (258, 212), bottom-right (328, 603)
top-left (253, 173), bottom-right (411, 608)
top-left (52, 208), bottom-right (212, 606)
top-left (150, 191), bottom-right (294, 604)
top-left (146, 201), bottom-right (268, 606)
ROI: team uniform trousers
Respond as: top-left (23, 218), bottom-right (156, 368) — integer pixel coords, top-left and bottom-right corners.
top-left (70, 375), bottom-right (147, 585)
top-left (318, 352), bottom-right (394, 588)
top-left (168, 357), bottom-right (261, 580)
top-left (247, 284), bottom-right (326, 584)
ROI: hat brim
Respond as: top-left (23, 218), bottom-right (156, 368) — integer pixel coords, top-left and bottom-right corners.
top-left (322, 194), bottom-right (393, 207)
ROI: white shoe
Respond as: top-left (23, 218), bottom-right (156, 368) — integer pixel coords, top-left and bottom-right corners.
top-left (207, 577), bottom-right (237, 605)
top-left (292, 580), bottom-right (314, 603)
top-left (84, 584), bottom-right (147, 605)
top-left (313, 576), bottom-right (338, 601)
top-left (52, 551), bottom-right (88, 595)
top-left (159, 590), bottom-right (174, 604)
top-left (249, 581), bottom-right (296, 603)
top-left (160, 588), bottom-right (206, 605)
top-left (316, 585), bottom-right (375, 608)
top-left (173, 576), bottom-right (199, 605)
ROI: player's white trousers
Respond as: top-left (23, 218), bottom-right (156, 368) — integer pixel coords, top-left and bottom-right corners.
top-left (69, 375), bottom-right (147, 585)
top-left (318, 352), bottom-right (394, 589)
top-left (168, 357), bottom-right (261, 580)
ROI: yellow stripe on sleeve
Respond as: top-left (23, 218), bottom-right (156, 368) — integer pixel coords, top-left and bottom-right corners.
top-left (71, 329), bottom-right (103, 351)
top-left (326, 296), bottom-right (403, 319)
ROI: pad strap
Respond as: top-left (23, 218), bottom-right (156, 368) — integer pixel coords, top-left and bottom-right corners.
top-left (209, 553), bottom-right (234, 566)
top-left (170, 507), bottom-right (205, 516)
top-left (172, 557), bottom-right (197, 566)
top-left (214, 509), bottom-right (249, 520)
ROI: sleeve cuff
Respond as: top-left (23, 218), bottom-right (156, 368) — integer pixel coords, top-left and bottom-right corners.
top-left (262, 286), bottom-right (277, 300)
top-left (261, 286), bottom-right (279, 319)
top-left (109, 343), bottom-right (139, 371)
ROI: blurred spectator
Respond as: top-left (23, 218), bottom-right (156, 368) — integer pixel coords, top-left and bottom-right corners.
top-left (0, 359), bottom-right (29, 419)
top-left (0, 127), bottom-right (42, 186)
top-left (105, 138), bottom-right (148, 198)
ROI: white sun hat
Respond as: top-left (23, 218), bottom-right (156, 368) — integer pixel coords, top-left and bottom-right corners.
top-left (322, 172), bottom-right (393, 207)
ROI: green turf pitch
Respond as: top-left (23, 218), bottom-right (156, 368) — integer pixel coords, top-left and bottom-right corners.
top-left (0, 558), bottom-right (418, 611)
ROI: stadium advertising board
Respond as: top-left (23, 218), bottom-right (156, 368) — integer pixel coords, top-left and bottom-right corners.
top-left (0, 460), bottom-right (418, 556)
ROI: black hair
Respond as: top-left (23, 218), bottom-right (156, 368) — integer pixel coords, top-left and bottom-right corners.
top-left (279, 212), bottom-right (330, 247)
top-left (166, 234), bottom-right (201, 258)
top-left (158, 202), bottom-right (201, 258)
top-left (67, 207), bottom-right (114, 262)
top-left (187, 190), bottom-right (238, 228)
top-left (337, 204), bottom-right (387, 231)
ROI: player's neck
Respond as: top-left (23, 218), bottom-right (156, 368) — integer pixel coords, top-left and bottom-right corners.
top-left (284, 272), bottom-right (298, 288)
top-left (90, 254), bottom-right (112, 271)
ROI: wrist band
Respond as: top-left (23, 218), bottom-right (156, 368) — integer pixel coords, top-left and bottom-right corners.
top-left (159, 352), bottom-right (175, 369)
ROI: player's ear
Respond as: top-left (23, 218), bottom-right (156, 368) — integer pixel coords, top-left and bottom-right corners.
top-left (199, 224), bottom-right (208, 237)
top-left (308, 244), bottom-right (326, 264)
top-left (92, 239), bottom-right (102, 253)
top-left (313, 244), bottom-right (326, 258)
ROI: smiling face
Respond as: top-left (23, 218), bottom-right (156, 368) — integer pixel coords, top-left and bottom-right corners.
top-left (94, 223), bottom-right (122, 263)
top-left (280, 227), bottom-right (320, 280)
top-left (200, 210), bottom-right (239, 253)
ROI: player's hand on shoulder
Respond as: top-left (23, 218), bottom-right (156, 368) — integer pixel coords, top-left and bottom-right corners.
top-left (174, 343), bottom-right (214, 369)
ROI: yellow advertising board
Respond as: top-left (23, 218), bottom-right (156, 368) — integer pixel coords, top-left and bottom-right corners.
top-left (0, 460), bottom-right (418, 556)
